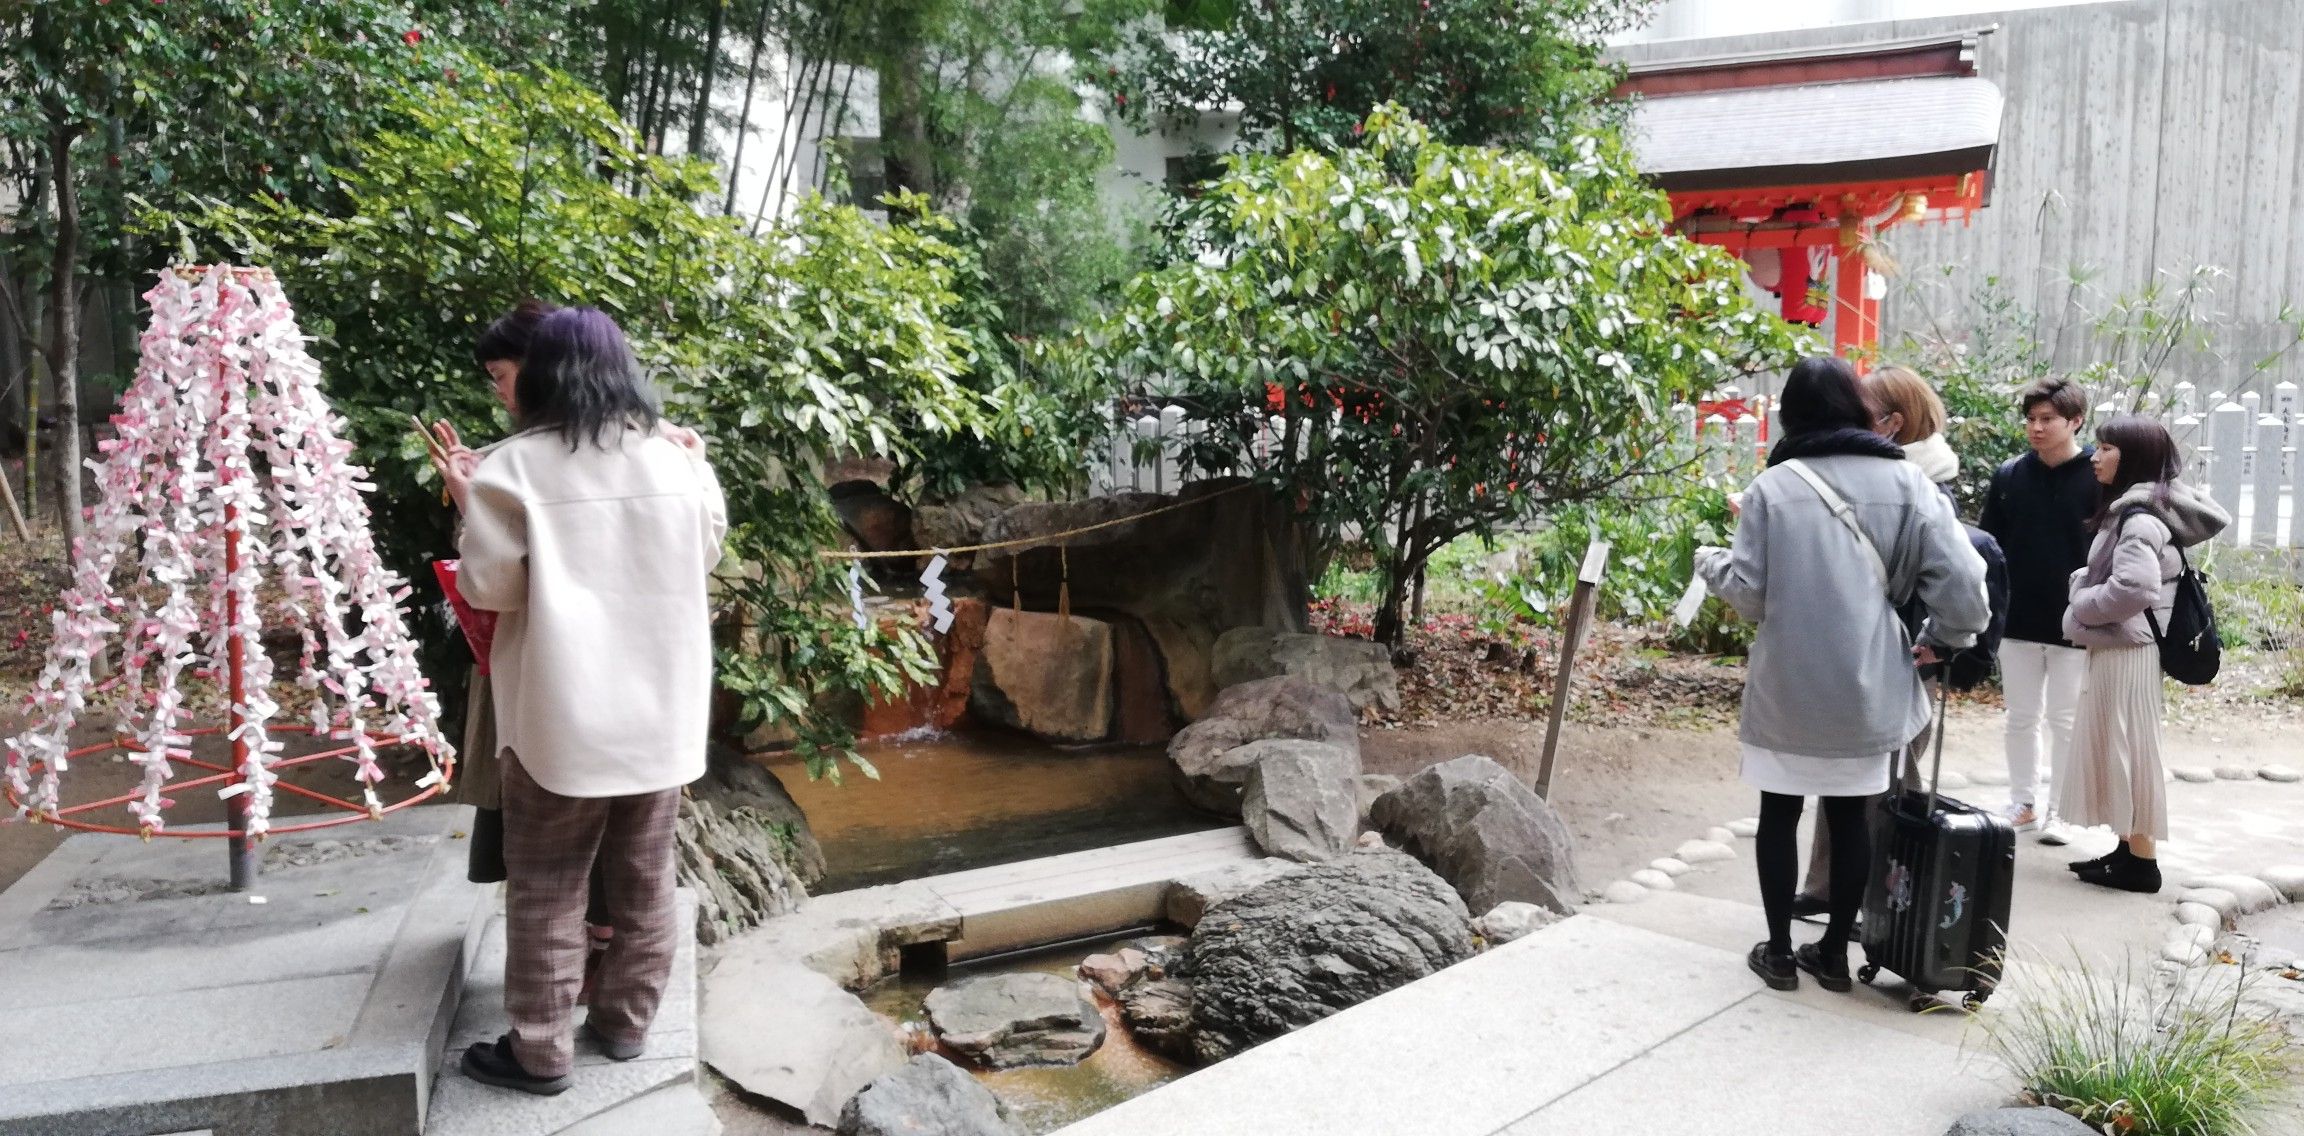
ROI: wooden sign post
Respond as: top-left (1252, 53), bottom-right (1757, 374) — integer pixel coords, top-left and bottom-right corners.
top-left (1534, 540), bottom-right (1610, 800)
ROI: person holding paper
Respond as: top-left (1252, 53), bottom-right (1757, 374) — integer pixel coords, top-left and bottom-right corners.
top-left (443, 307), bottom-right (727, 1095)
top-left (1694, 356), bottom-right (1989, 994)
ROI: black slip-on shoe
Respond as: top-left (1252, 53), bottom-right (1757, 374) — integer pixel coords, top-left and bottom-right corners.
top-left (462, 1034), bottom-right (572, 1096)
top-left (1789, 892), bottom-right (1831, 922)
top-left (1794, 942), bottom-right (1854, 992)
top-left (1747, 942), bottom-right (1798, 991)
top-left (2076, 856), bottom-right (2162, 894)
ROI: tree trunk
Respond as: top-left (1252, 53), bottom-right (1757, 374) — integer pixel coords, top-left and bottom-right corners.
top-left (636, 1), bottom-right (684, 154)
top-left (721, 0), bottom-right (776, 213)
top-left (877, 11), bottom-right (933, 200)
top-left (687, 0), bottom-right (728, 158)
top-left (45, 122), bottom-right (85, 550)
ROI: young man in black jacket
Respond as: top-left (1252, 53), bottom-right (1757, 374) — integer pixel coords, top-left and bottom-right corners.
top-left (1977, 377), bottom-right (2097, 844)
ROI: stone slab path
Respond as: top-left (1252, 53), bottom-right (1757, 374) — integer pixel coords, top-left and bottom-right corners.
top-left (0, 805), bottom-right (484, 1136)
top-left (425, 889), bottom-right (715, 1136)
top-left (1052, 910), bottom-right (2009, 1136)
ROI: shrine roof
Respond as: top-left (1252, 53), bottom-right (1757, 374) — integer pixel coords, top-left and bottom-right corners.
top-left (1628, 74), bottom-right (2002, 194)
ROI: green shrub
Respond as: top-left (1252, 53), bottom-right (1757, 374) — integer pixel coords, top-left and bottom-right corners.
top-left (2202, 549), bottom-right (2304, 697)
top-left (1981, 949), bottom-right (2301, 1136)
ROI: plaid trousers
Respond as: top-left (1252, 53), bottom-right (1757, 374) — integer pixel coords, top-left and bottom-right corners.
top-left (500, 749), bottom-right (682, 1078)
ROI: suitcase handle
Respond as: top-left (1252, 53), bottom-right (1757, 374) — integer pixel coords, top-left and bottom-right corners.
top-left (1894, 678), bottom-right (1951, 819)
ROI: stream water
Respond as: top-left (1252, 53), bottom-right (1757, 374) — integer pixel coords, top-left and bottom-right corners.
top-left (858, 930), bottom-right (1192, 1135)
top-left (764, 729), bottom-right (1223, 893)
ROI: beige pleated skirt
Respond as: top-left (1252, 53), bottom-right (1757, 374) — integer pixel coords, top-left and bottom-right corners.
top-left (2058, 644), bottom-right (2167, 839)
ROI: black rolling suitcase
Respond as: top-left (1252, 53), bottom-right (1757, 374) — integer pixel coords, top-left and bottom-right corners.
top-left (1857, 683), bottom-right (2016, 1011)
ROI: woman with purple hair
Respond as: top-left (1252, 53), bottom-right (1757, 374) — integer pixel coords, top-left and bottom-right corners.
top-left (440, 306), bottom-right (727, 1095)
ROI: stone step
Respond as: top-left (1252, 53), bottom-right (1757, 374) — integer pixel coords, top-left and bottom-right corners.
top-left (915, 826), bottom-right (1260, 958)
top-left (1051, 913), bottom-right (2009, 1136)
top-left (423, 890), bottom-right (701, 1136)
top-left (0, 805), bottom-right (486, 1136)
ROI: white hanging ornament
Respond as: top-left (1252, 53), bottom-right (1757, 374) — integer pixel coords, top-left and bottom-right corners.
top-left (2, 266), bottom-right (453, 837)
top-left (920, 552), bottom-right (953, 633)
top-left (848, 561), bottom-right (870, 631)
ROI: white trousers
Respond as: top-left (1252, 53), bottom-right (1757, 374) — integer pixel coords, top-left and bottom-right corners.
top-left (2001, 640), bottom-right (2087, 810)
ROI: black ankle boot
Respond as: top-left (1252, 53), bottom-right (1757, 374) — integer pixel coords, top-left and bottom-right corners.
top-left (2076, 854), bottom-right (2162, 894)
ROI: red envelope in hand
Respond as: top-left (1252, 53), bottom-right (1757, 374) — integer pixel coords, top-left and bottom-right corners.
top-left (433, 560), bottom-right (498, 674)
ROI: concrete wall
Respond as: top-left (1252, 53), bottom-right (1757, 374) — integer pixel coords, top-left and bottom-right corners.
top-left (1620, 0), bottom-right (2304, 397)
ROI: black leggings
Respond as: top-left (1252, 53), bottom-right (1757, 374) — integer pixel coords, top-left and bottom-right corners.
top-left (1757, 792), bottom-right (1869, 954)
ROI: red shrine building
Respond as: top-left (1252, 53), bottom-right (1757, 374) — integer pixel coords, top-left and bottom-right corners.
top-left (1620, 29), bottom-right (2006, 366)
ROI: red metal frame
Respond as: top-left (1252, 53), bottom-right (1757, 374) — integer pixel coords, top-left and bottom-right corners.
top-left (7, 725), bottom-right (451, 837)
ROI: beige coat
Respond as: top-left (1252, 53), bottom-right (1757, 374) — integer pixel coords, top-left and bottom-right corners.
top-left (458, 424), bottom-right (727, 798)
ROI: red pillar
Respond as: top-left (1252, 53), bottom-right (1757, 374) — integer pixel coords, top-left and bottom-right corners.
top-left (1831, 244), bottom-right (1877, 367)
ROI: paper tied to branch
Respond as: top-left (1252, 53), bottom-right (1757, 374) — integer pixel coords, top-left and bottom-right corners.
top-left (847, 562), bottom-right (870, 631)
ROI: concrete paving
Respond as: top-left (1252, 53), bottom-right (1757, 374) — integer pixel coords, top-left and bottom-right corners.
top-left (1050, 914), bottom-right (2009, 1136)
top-left (424, 890), bottom-right (707, 1136)
top-left (0, 806), bottom-right (486, 1136)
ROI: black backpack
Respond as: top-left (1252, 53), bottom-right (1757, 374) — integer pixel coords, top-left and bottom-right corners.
top-left (2120, 510), bottom-right (2220, 685)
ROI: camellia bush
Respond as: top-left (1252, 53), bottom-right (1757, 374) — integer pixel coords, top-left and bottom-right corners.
top-left (162, 64), bottom-right (1104, 775)
top-left (1103, 105), bottom-right (1807, 645)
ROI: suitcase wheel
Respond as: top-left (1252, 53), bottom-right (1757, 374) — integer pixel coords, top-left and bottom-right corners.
top-left (1963, 988), bottom-right (1991, 1011)
top-left (1857, 965), bottom-right (1879, 986)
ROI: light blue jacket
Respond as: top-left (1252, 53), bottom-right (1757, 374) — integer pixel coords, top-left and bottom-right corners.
top-left (1696, 454), bottom-right (1991, 760)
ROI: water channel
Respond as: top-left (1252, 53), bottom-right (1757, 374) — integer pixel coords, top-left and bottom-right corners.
top-left (764, 729), bottom-right (1222, 893)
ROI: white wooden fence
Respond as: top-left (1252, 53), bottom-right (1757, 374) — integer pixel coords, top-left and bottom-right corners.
top-left (1690, 379), bottom-right (2304, 549)
top-left (1087, 382), bottom-right (2304, 550)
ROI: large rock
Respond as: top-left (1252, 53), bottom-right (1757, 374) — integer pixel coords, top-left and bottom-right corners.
top-left (1116, 976), bottom-right (1196, 1063)
top-left (679, 748), bottom-right (826, 946)
top-left (911, 483), bottom-right (1029, 552)
top-left (1943, 1107), bottom-right (2097, 1136)
top-left (1168, 677), bottom-right (1359, 814)
top-left (702, 961), bottom-right (905, 1127)
top-left (1240, 742), bottom-right (1359, 862)
top-left (969, 608), bottom-right (1114, 744)
top-left (1180, 848), bottom-right (1474, 1064)
top-left (1211, 628), bottom-right (1401, 715)
top-left (973, 479), bottom-right (1312, 722)
top-left (838, 1054), bottom-right (1018, 1136)
top-left (1163, 858), bottom-right (1301, 928)
top-left (1369, 754), bottom-right (1582, 916)
top-left (924, 973), bottom-right (1107, 1069)
top-left (831, 480), bottom-right (916, 556)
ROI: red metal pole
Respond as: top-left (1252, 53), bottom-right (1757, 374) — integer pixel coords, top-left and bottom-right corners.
top-left (224, 501), bottom-right (257, 890)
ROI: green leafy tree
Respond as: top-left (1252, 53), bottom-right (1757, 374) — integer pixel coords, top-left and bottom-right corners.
top-left (0, 0), bottom-right (450, 543)
top-left (1103, 106), bottom-right (1806, 645)
top-left (166, 64), bottom-right (1082, 774)
top-left (1093, 0), bottom-right (1655, 157)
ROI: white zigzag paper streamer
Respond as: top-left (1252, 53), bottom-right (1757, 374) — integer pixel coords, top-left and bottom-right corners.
top-left (921, 553), bottom-right (953, 633)
top-left (848, 562), bottom-right (870, 631)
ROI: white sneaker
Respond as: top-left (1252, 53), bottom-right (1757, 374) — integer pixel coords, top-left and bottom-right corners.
top-left (2037, 815), bottom-right (2072, 845)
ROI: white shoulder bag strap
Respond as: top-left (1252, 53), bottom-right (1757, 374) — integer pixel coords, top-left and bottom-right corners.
top-left (1779, 459), bottom-right (1889, 594)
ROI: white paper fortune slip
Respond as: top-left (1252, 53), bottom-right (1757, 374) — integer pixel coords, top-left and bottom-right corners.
top-left (1672, 574), bottom-right (1709, 628)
